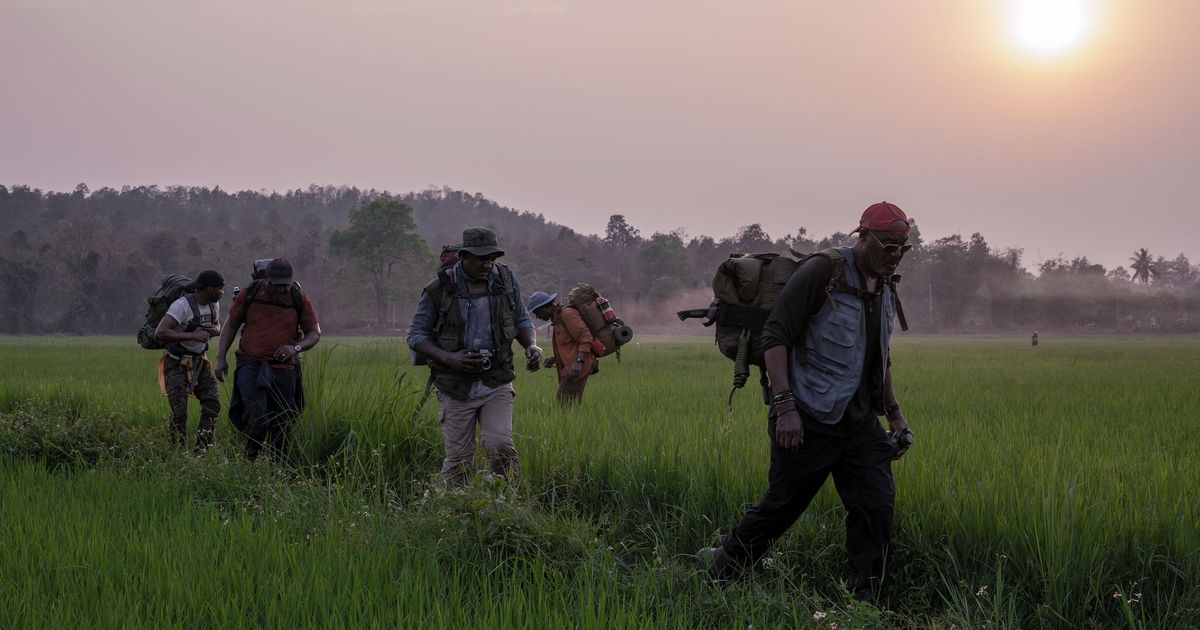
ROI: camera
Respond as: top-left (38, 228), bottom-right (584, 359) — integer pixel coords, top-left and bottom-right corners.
top-left (475, 349), bottom-right (493, 371)
top-left (886, 429), bottom-right (914, 456)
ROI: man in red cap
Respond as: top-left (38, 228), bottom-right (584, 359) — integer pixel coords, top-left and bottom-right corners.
top-left (699, 202), bottom-right (915, 602)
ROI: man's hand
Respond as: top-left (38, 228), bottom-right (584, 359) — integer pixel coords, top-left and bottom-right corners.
top-left (214, 356), bottom-right (229, 382)
top-left (774, 408), bottom-right (804, 452)
top-left (568, 361), bottom-right (583, 380)
top-left (440, 350), bottom-right (484, 373)
top-left (190, 329), bottom-right (213, 343)
top-left (273, 345), bottom-right (298, 362)
top-left (525, 345), bottom-right (543, 372)
top-left (888, 413), bottom-right (914, 459)
top-left (543, 356), bottom-right (556, 369)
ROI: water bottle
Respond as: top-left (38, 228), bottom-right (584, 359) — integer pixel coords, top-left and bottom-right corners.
top-left (596, 296), bottom-right (618, 324)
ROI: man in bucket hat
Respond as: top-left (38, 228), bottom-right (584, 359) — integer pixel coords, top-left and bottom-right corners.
top-left (698, 202), bottom-right (915, 602)
top-left (408, 227), bottom-right (542, 488)
top-left (529, 291), bottom-right (597, 405)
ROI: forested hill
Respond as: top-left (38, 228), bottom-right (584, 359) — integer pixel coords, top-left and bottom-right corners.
top-left (1, 182), bottom-right (1198, 336)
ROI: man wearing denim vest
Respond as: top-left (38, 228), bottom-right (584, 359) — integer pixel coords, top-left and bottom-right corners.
top-left (700, 202), bottom-right (915, 601)
top-left (408, 227), bottom-right (543, 488)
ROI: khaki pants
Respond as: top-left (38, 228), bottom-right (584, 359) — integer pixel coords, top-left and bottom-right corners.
top-left (436, 384), bottom-right (518, 488)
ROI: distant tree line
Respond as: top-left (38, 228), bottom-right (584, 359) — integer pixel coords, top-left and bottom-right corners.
top-left (1, 182), bottom-right (1198, 335)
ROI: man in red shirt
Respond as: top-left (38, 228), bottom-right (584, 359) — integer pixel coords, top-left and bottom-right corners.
top-left (215, 258), bottom-right (321, 461)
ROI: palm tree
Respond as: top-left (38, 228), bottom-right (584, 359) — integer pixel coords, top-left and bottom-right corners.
top-left (1130, 248), bottom-right (1154, 285)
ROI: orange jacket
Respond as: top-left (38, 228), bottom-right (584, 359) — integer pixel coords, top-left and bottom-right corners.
top-left (551, 306), bottom-right (595, 379)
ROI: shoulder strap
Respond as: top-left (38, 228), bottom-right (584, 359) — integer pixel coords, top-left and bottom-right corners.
top-left (492, 263), bottom-right (514, 296)
top-left (426, 268), bottom-right (455, 313)
top-left (241, 279), bottom-right (264, 320)
top-left (886, 277), bottom-right (909, 332)
top-left (184, 293), bottom-right (201, 331)
top-left (291, 284), bottom-right (304, 321)
top-left (241, 279), bottom-right (304, 320)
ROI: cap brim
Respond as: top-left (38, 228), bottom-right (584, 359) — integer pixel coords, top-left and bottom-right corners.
top-left (268, 277), bottom-right (293, 286)
top-left (460, 246), bottom-right (505, 257)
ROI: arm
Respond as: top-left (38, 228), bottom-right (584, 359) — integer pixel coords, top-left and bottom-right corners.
top-left (213, 296), bottom-right (245, 382)
top-left (154, 314), bottom-right (209, 344)
top-left (559, 307), bottom-right (593, 378)
top-left (761, 257), bottom-right (833, 452)
top-left (275, 293), bottom-right (321, 362)
top-left (883, 361), bottom-right (913, 458)
top-left (294, 323), bottom-right (321, 352)
top-left (511, 277), bottom-right (542, 371)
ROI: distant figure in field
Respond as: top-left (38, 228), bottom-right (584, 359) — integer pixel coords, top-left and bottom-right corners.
top-left (1032, 331), bottom-right (1039, 346)
top-left (153, 270), bottom-right (225, 452)
top-left (528, 291), bottom-right (597, 405)
top-left (408, 227), bottom-right (543, 488)
top-left (214, 258), bottom-right (321, 462)
top-left (698, 202), bottom-right (915, 602)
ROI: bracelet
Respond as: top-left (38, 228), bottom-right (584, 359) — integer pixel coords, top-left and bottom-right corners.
top-left (770, 397), bottom-right (798, 417)
top-left (771, 390), bottom-right (796, 404)
top-left (884, 403), bottom-right (901, 416)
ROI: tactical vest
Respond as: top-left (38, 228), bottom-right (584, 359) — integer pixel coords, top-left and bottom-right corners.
top-left (426, 263), bottom-right (520, 401)
top-left (790, 246), bottom-right (898, 424)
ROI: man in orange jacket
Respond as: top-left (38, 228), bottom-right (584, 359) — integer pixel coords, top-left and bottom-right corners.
top-left (529, 291), bottom-right (596, 405)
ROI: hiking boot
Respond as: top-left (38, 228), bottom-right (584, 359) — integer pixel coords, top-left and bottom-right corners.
top-left (696, 545), bottom-right (732, 578)
top-left (849, 576), bottom-right (878, 602)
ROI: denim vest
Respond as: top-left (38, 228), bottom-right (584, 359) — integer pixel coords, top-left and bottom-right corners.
top-left (789, 247), bottom-right (897, 424)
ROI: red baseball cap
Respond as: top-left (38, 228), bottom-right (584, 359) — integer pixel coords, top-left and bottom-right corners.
top-left (855, 202), bottom-right (910, 233)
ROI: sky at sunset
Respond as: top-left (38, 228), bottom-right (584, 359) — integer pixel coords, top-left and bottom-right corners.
top-left (2, 0), bottom-right (1197, 272)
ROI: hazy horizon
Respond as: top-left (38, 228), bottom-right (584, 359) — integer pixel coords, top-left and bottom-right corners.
top-left (3, 0), bottom-right (1198, 272)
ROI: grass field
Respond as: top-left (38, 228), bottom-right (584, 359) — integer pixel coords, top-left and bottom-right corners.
top-left (1, 335), bottom-right (1197, 628)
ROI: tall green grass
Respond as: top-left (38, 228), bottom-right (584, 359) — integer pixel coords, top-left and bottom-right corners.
top-left (1, 335), bottom-right (1197, 628)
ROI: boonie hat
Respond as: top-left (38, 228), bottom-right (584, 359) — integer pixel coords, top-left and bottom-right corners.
top-left (459, 227), bottom-right (505, 258)
top-left (854, 202), bottom-right (911, 233)
top-left (527, 291), bottom-right (558, 313)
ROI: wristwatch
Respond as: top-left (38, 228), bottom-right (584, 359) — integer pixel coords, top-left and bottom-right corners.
top-left (293, 344), bottom-right (302, 354)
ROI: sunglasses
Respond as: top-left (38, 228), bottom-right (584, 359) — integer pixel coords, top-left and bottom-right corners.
top-left (868, 232), bottom-right (913, 255)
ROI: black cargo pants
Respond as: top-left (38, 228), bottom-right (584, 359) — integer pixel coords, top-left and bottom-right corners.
top-left (721, 414), bottom-right (895, 587)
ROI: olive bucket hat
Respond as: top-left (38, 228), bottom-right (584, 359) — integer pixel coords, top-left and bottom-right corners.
top-left (459, 227), bottom-right (505, 258)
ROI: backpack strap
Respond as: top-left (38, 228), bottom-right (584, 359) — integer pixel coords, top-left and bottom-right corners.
top-left (183, 293), bottom-right (202, 332)
top-left (825, 249), bottom-right (910, 331)
top-left (290, 284), bottom-right (305, 324)
top-left (241, 279), bottom-right (305, 322)
top-left (240, 279), bottom-right (264, 320)
top-left (426, 267), bottom-right (456, 319)
top-left (886, 275), bottom-right (909, 332)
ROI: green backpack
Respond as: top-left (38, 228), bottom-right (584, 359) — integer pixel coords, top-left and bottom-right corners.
top-left (693, 248), bottom-right (908, 409)
top-left (137, 274), bottom-right (194, 350)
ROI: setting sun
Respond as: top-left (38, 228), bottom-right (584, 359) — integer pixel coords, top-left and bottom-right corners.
top-left (1010, 0), bottom-right (1095, 57)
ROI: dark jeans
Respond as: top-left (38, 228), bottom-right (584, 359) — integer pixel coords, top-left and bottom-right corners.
top-left (722, 416), bottom-right (895, 588)
top-left (164, 355), bottom-right (220, 451)
top-left (233, 362), bottom-right (300, 461)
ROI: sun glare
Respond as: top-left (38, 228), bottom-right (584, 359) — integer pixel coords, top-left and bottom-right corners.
top-left (1010, 0), bottom-right (1094, 58)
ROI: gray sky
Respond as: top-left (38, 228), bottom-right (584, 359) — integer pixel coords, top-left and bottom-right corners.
top-left (2, 0), bottom-right (1197, 271)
